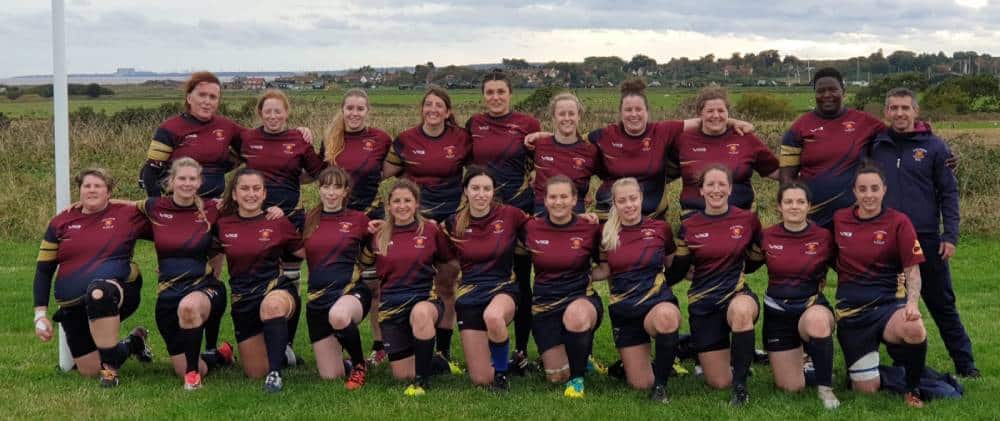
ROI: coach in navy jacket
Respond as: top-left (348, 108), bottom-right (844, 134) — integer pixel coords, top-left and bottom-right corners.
top-left (868, 88), bottom-right (976, 377)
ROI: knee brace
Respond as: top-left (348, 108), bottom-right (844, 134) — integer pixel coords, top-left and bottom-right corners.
top-left (848, 351), bottom-right (880, 382)
top-left (84, 279), bottom-right (122, 321)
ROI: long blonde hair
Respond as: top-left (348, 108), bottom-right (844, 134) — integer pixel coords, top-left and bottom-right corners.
top-left (375, 179), bottom-right (425, 255)
top-left (323, 88), bottom-right (369, 164)
top-left (167, 157), bottom-right (208, 231)
top-left (602, 177), bottom-right (641, 251)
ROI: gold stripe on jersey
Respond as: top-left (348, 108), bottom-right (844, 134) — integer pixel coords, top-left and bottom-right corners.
top-left (360, 248), bottom-right (376, 266)
top-left (779, 145), bottom-right (802, 167)
top-left (609, 283), bottom-right (640, 305)
top-left (688, 282), bottom-right (722, 305)
top-left (808, 192), bottom-right (844, 216)
top-left (385, 150), bottom-right (404, 166)
top-left (56, 296), bottom-right (84, 308)
top-left (307, 287), bottom-right (327, 303)
top-left (488, 279), bottom-right (515, 295)
top-left (651, 187), bottom-right (671, 219)
top-left (146, 140), bottom-right (174, 162)
top-left (747, 244), bottom-right (764, 262)
top-left (126, 262), bottom-right (141, 283)
top-left (717, 273), bottom-right (747, 305)
top-left (636, 273), bottom-right (667, 306)
top-left (156, 273), bottom-right (186, 295)
top-left (674, 239), bottom-right (690, 257)
top-left (342, 265), bottom-right (362, 295)
top-left (533, 297), bottom-right (569, 315)
top-left (37, 240), bottom-right (59, 262)
top-left (378, 296), bottom-right (417, 322)
top-left (456, 281), bottom-right (475, 299)
top-left (834, 299), bottom-right (879, 322)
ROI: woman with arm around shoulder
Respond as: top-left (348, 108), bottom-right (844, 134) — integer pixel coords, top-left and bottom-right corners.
top-left (760, 182), bottom-right (838, 409)
top-left (33, 168), bottom-right (153, 387)
top-left (597, 177), bottom-right (682, 403)
top-left (665, 164), bottom-right (762, 406)
top-left (832, 165), bottom-right (929, 408)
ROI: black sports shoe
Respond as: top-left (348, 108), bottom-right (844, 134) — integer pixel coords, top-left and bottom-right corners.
top-left (126, 327), bottom-right (153, 363)
top-left (730, 383), bottom-right (749, 407)
top-left (608, 359), bottom-right (626, 381)
top-left (492, 371), bottom-right (510, 393)
top-left (753, 349), bottom-right (769, 365)
top-left (957, 368), bottom-right (981, 379)
top-left (510, 350), bottom-right (530, 376)
top-left (649, 384), bottom-right (669, 403)
top-left (263, 370), bottom-right (283, 393)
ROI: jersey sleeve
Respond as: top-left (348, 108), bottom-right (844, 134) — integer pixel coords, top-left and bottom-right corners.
top-left (301, 142), bottom-right (327, 179)
top-left (386, 136), bottom-right (405, 167)
top-left (934, 143), bottom-right (960, 244)
top-left (433, 224), bottom-right (456, 263)
top-left (744, 216), bottom-right (765, 272)
top-left (665, 223), bottom-right (691, 285)
top-left (33, 221), bottom-right (61, 307)
top-left (141, 126), bottom-right (177, 197)
top-left (662, 221), bottom-right (677, 256)
top-left (895, 216), bottom-right (926, 268)
top-left (779, 126), bottom-right (803, 168)
top-left (751, 135), bottom-right (780, 176)
top-left (282, 219), bottom-right (304, 255)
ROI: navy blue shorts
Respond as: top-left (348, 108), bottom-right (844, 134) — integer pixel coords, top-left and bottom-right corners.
top-left (306, 286), bottom-right (373, 344)
top-left (155, 281), bottom-right (227, 356)
top-left (381, 300), bottom-right (444, 361)
top-left (531, 294), bottom-right (604, 354)
top-left (688, 289), bottom-right (758, 353)
top-left (837, 300), bottom-right (903, 368)
top-left (762, 293), bottom-right (831, 352)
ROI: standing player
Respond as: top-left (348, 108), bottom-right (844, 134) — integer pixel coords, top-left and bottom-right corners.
top-left (383, 86), bottom-right (469, 365)
top-left (302, 166), bottom-right (373, 389)
top-left (362, 180), bottom-right (459, 396)
top-left (760, 183), bottom-right (839, 409)
top-left (529, 93), bottom-right (600, 216)
top-left (522, 176), bottom-right (605, 399)
top-left (466, 70), bottom-right (541, 373)
top-left (444, 166), bottom-right (530, 391)
top-left (832, 166), bottom-right (929, 408)
top-left (670, 87), bottom-right (779, 216)
top-left (319, 88), bottom-right (394, 367)
top-left (33, 168), bottom-right (153, 387)
top-left (214, 168), bottom-right (304, 392)
top-left (667, 165), bottom-right (763, 406)
top-left (779, 68), bottom-right (884, 228)
top-left (597, 177), bottom-right (681, 403)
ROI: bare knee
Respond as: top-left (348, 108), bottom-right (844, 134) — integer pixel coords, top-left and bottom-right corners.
top-left (901, 321), bottom-right (927, 343)
top-left (260, 297), bottom-right (289, 320)
top-left (483, 308), bottom-right (507, 333)
top-left (563, 310), bottom-right (593, 333)
top-left (178, 303), bottom-right (203, 328)
top-left (329, 310), bottom-right (352, 330)
top-left (802, 317), bottom-right (831, 339)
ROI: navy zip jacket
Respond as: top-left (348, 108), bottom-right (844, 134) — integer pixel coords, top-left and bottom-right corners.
top-left (868, 122), bottom-right (959, 244)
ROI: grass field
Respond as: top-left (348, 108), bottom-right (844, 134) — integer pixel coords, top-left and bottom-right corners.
top-left (2, 236), bottom-right (996, 419)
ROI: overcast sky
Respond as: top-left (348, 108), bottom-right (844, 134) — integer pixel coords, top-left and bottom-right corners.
top-left (3, 0), bottom-right (999, 78)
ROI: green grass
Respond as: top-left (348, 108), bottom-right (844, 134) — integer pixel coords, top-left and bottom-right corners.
top-left (2, 237), bottom-right (996, 419)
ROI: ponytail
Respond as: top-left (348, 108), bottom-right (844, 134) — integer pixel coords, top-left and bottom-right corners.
top-left (323, 88), bottom-right (369, 164)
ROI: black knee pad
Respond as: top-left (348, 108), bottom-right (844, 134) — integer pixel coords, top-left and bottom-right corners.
top-left (84, 279), bottom-right (122, 321)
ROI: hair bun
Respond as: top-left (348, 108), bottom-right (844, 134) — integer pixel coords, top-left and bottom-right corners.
top-left (620, 78), bottom-right (646, 95)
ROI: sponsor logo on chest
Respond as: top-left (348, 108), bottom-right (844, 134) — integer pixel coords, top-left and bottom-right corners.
top-left (157, 212), bottom-right (174, 220)
top-left (249, 144), bottom-right (264, 150)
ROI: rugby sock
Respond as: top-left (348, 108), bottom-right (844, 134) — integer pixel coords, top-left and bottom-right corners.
top-left (731, 330), bottom-right (755, 386)
top-left (436, 328), bottom-right (453, 359)
top-left (333, 323), bottom-right (364, 366)
top-left (654, 332), bottom-right (679, 387)
top-left (203, 288), bottom-right (226, 352)
top-left (372, 340), bottom-right (385, 352)
top-left (286, 303), bottom-right (301, 347)
top-left (262, 317), bottom-right (289, 373)
top-left (98, 342), bottom-right (131, 369)
top-left (415, 337), bottom-right (436, 379)
top-left (564, 330), bottom-right (593, 379)
top-left (901, 340), bottom-right (928, 390)
top-left (513, 253), bottom-right (533, 353)
top-left (804, 336), bottom-right (834, 387)
top-left (490, 339), bottom-right (510, 373)
top-left (180, 326), bottom-right (204, 374)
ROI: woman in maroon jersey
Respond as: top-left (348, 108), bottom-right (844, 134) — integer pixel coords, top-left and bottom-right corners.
top-left (666, 164), bottom-right (762, 406)
top-left (33, 168), bottom-right (153, 387)
top-left (832, 166), bottom-right (929, 408)
top-left (670, 87), bottom-right (779, 216)
top-left (466, 70), bottom-right (541, 373)
top-left (215, 168), bottom-right (304, 393)
top-left (759, 182), bottom-right (838, 409)
top-left (301, 166), bottom-right (373, 390)
top-left (595, 177), bottom-right (681, 403)
top-left (522, 176), bottom-right (605, 399)
top-left (383, 85), bottom-right (469, 366)
top-left (444, 166), bottom-right (530, 391)
top-left (363, 179), bottom-right (459, 396)
top-left (528, 92), bottom-right (599, 216)
top-left (319, 88), bottom-right (394, 367)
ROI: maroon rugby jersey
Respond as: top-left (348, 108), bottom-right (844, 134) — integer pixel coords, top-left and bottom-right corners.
top-left (362, 221), bottom-right (455, 322)
top-left (303, 209), bottom-right (371, 310)
top-left (589, 121), bottom-right (684, 218)
top-left (522, 215), bottom-right (601, 314)
top-left (238, 127), bottom-right (325, 212)
top-left (387, 125), bottom-right (471, 219)
top-left (34, 204), bottom-right (149, 307)
top-left (141, 197), bottom-right (220, 300)
top-left (832, 207), bottom-right (925, 318)
top-left (780, 110), bottom-right (884, 226)
top-left (445, 204), bottom-right (531, 307)
top-left (603, 218), bottom-right (677, 310)
top-left (466, 112), bottom-right (541, 210)
top-left (761, 222), bottom-right (833, 301)
top-left (531, 134), bottom-right (599, 215)
top-left (319, 127), bottom-right (393, 213)
top-left (674, 207), bottom-right (762, 316)
top-left (672, 128), bottom-right (779, 212)
top-left (144, 113), bottom-right (243, 197)
top-left (215, 214), bottom-right (302, 312)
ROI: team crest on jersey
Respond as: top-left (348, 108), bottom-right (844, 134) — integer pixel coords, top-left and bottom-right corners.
top-left (492, 220), bottom-right (505, 234)
top-left (444, 145), bottom-right (457, 159)
top-left (873, 230), bottom-right (887, 245)
top-left (842, 121), bottom-right (856, 133)
top-left (101, 217), bottom-right (117, 230)
top-left (414, 235), bottom-right (428, 248)
top-left (570, 236), bottom-right (584, 249)
top-left (804, 242), bottom-right (819, 255)
top-left (726, 143), bottom-right (740, 155)
top-left (729, 225), bottom-right (744, 239)
top-left (194, 213), bottom-right (207, 223)
top-left (912, 148), bottom-right (927, 161)
top-left (571, 157), bottom-right (586, 170)
top-left (283, 143), bottom-right (296, 155)
top-left (339, 222), bottom-right (353, 233)
top-left (912, 240), bottom-right (924, 255)
top-left (641, 228), bottom-right (656, 239)
top-left (363, 139), bottom-right (376, 151)
top-left (258, 228), bottom-right (274, 242)
top-left (641, 139), bottom-right (652, 152)
top-left (213, 129), bottom-right (226, 141)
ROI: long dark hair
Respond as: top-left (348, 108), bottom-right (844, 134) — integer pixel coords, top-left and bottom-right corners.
top-left (219, 167), bottom-right (266, 216)
top-left (303, 166), bottom-right (353, 239)
top-left (453, 165), bottom-right (498, 239)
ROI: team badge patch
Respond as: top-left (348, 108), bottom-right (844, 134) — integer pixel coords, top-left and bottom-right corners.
top-left (842, 121), bottom-right (856, 132)
top-left (641, 139), bottom-right (652, 152)
top-left (726, 143), bottom-right (740, 155)
top-left (492, 220), bottom-right (505, 234)
top-left (414, 236), bottom-right (427, 248)
top-left (873, 230), bottom-right (887, 245)
top-left (363, 139), bottom-right (376, 151)
top-left (729, 225), bottom-right (744, 239)
top-left (258, 228), bottom-right (273, 242)
top-left (572, 157), bottom-right (586, 170)
top-left (101, 217), bottom-right (116, 230)
top-left (339, 222), bottom-right (353, 233)
top-left (444, 145), bottom-right (457, 159)
top-left (213, 129), bottom-right (226, 141)
top-left (804, 242), bottom-right (819, 255)
top-left (641, 228), bottom-right (656, 239)
top-left (912, 148), bottom-right (927, 161)
top-left (570, 236), bottom-right (584, 249)
top-left (283, 143), bottom-right (296, 155)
